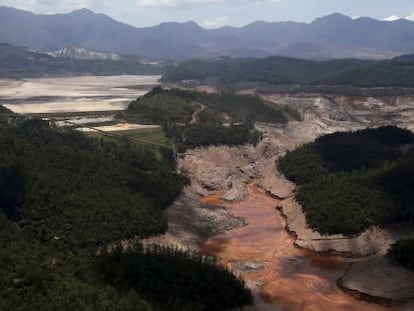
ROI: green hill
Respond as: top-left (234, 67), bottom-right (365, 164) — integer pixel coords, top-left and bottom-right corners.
top-left (0, 119), bottom-right (252, 311)
top-left (162, 56), bottom-right (414, 88)
top-left (122, 87), bottom-right (300, 150)
top-left (279, 126), bottom-right (414, 235)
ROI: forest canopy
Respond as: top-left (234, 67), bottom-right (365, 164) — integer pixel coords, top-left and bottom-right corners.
top-left (162, 55), bottom-right (414, 88)
top-left (122, 87), bottom-right (299, 149)
top-left (279, 126), bottom-right (414, 235)
top-left (0, 120), bottom-right (252, 310)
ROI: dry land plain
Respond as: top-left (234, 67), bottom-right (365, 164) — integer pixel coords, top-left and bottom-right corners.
top-left (0, 75), bottom-right (160, 122)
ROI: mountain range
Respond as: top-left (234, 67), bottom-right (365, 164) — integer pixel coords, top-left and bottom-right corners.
top-left (1, 6), bottom-right (414, 60)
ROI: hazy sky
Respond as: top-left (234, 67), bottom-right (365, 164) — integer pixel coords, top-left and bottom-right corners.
top-left (1, 0), bottom-right (414, 28)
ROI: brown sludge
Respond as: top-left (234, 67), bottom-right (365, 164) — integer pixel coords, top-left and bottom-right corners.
top-left (200, 185), bottom-right (394, 311)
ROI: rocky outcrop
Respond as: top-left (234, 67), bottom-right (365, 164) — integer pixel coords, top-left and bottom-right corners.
top-left (143, 185), bottom-right (245, 251)
top-left (279, 196), bottom-right (400, 257)
top-left (221, 181), bottom-right (249, 202)
top-left (339, 257), bottom-right (414, 301)
top-left (177, 135), bottom-right (287, 201)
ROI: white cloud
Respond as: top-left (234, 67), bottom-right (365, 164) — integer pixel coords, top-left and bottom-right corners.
top-left (135, 0), bottom-right (277, 8)
top-left (383, 14), bottom-right (400, 21)
top-left (0, 0), bottom-right (135, 14)
top-left (406, 12), bottom-right (414, 21)
top-left (201, 16), bottom-right (230, 28)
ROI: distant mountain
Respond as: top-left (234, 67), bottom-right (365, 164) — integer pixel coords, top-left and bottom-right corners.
top-left (46, 46), bottom-right (121, 60)
top-left (0, 6), bottom-right (413, 60)
top-left (45, 46), bottom-right (171, 66)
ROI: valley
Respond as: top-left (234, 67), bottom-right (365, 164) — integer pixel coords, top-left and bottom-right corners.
top-left (1, 2), bottom-right (414, 310)
top-left (1, 74), bottom-right (414, 310)
top-left (144, 88), bottom-right (414, 310)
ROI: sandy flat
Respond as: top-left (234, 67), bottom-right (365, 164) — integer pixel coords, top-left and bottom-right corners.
top-left (77, 123), bottom-right (160, 132)
top-left (4, 99), bottom-right (131, 114)
top-left (0, 75), bottom-right (160, 114)
top-left (55, 116), bottom-right (115, 127)
top-left (0, 75), bottom-right (160, 98)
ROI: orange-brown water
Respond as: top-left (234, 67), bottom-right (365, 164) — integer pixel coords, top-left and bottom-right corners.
top-left (200, 186), bottom-right (394, 311)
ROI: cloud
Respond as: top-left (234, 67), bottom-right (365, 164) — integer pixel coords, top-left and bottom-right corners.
top-left (201, 16), bottom-right (230, 28)
top-left (0, 0), bottom-right (92, 12)
top-left (406, 12), bottom-right (414, 21)
top-left (0, 0), bottom-right (135, 14)
top-left (383, 15), bottom-right (400, 21)
top-left (135, 0), bottom-right (277, 8)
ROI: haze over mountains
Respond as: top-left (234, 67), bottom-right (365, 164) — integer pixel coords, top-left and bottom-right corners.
top-left (1, 6), bottom-right (414, 60)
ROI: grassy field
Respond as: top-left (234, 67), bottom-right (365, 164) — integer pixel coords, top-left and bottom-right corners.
top-left (85, 128), bottom-right (172, 160)
top-left (117, 128), bottom-right (169, 145)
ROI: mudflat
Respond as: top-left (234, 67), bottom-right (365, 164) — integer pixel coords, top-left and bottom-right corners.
top-left (0, 75), bottom-right (160, 114)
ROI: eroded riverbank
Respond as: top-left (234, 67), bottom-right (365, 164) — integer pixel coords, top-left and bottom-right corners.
top-left (200, 185), bottom-right (394, 311)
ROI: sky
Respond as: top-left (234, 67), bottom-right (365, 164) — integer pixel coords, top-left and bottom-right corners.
top-left (0, 0), bottom-right (413, 28)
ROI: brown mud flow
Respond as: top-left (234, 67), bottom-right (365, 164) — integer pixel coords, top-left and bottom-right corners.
top-left (200, 185), bottom-right (394, 311)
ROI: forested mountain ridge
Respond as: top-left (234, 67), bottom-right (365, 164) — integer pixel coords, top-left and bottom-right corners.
top-left (0, 6), bottom-right (412, 60)
top-left (162, 55), bottom-right (414, 88)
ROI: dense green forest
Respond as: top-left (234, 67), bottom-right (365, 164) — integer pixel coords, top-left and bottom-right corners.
top-left (162, 55), bottom-right (414, 88)
top-left (0, 119), bottom-right (186, 246)
top-left (0, 44), bottom-right (165, 78)
top-left (122, 87), bottom-right (299, 149)
top-left (279, 126), bottom-right (414, 235)
top-left (98, 243), bottom-right (252, 310)
top-left (0, 120), bottom-right (252, 310)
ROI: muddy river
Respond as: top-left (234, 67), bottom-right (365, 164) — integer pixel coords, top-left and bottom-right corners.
top-left (200, 185), bottom-right (394, 311)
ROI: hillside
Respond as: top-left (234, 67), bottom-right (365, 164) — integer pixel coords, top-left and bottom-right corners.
top-left (162, 55), bottom-right (414, 88)
top-left (122, 87), bottom-right (300, 149)
top-left (279, 126), bottom-right (414, 235)
top-left (0, 44), bottom-right (166, 78)
top-left (0, 7), bottom-right (412, 60)
top-left (0, 119), bottom-right (252, 311)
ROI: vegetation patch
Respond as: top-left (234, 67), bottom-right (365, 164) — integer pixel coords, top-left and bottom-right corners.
top-left (0, 120), bottom-right (253, 310)
top-left (279, 126), bottom-right (414, 235)
top-left (0, 119), bottom-right (187, 247)
top-left (162, 55), bottom-right (414, 88)
top-left (122, 87), bottom-right (298, 149)
top-left (98, 243), bottom-right (253, 311)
